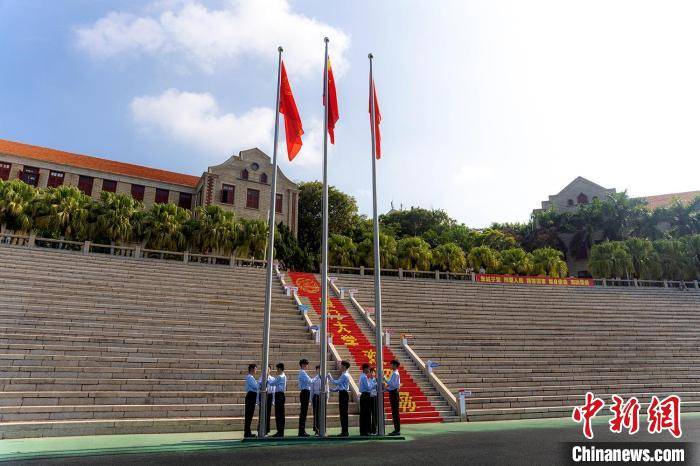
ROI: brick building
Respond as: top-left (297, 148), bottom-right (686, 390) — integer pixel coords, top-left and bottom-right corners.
top-left (0, 139), bottom-right (298, 235)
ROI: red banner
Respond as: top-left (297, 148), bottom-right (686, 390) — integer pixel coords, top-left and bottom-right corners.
top-left (476, 274), bottom-right (593, 287)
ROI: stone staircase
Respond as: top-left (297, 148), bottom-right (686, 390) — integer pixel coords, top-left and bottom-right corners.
top-left (334, 274), bottom-right (700, 421)
top-left (0, 245), bottom-right (353, 439)
top-left (286, 272), bottom-right (456, 425)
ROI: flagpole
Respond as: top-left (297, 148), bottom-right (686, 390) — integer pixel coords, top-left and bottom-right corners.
top-left (258, 45), bottom-right (283, 438)
top-left (319, 36), bottom-right (330, 438)
top-left (368, 53), bottom-right (385, 436)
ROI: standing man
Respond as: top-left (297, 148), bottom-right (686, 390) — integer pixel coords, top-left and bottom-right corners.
top-left (298, 359), bottom-right (312, 437)
top-left (258, 364), bottom-right (275, 436)
top-left (244, 364), bottom-right (258, 438)
top-left (328, 360), bottom-right (352, 437)
top-left (358, 363), bottom-right (372, 436)
top-left (386, 359), bottom-right (402, 436)
top-left (369, 367), bottom-right (378, 435)
top-left (311, 365), bottom-right (324, 436)
top-left (272, 362), bottom-right (287, 437)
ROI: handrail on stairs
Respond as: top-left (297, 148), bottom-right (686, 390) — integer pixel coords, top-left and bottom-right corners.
top-left (328, 277), bottom-right (465, 419)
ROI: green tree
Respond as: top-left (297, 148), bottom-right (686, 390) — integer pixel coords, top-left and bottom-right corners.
top-left (653, 239), bottom-right (694, 281)
top-left (32, 185), bottom-right (93, 241)
top-left (357, 232), bottom-right (398, 269)
top-left (438, 224), bottom-right (479, 252)
top-left (498, 248), bottom-right (535, 275)
top-left (328, 234), bottom-right (357, 267)
top-left (190, 205), bottom-right (238, 254)
top-left (681, 235), bottom-right (700, 278)
top-left (274, 222), bottom-right (315, 271)
top-left (476, 228), bottom-right (518, 251)
top-left (0, 179), bottom-right (36, 233)
top-left (467, 245), bottom-right (500, 273)
top-left (138, 203), bottom-right (190, 251)
top-left (588, 241), bottom-right (633, 279)
top-left (432, 242), bottom-right (467, 272)
top-left (624, 237), bottom-right (660, 280)
top-left (236, 219), bottom-right (268, 260)
top-left (297, 182), bottom-right (359, 255)
top-left (380, 207), bottom-right (455, 246)
top-left (397, 236), bottom-right (432, 270)
top-left (532, 247), bottom-right (568, 277)
top-left (656, 196), bottom-right (700, 238)
top-left (94, 191), bottom-right (141, 245)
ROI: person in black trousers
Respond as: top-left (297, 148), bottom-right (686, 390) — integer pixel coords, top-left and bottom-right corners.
top-left (243, 364), bottom-right (258, 438)
top-left (386, 359), bottom-right (402, 436)
top-left (298, 359), bottom-right (312, 437)
top-left (272, 362), bottom-right (287, 437)
top-left (257, 364), bottom-right (275, 436)
top-left (359, 363), bottom-right (371, 436)
top-left (328, 360), bottom-right (352, 437)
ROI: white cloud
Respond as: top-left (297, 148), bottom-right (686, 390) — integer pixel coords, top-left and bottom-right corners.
top-left (131, 88), bottom-right (274, 157)
top-left (76, 0), bottom-right (350, 76)
top-left (130, 88), bottom-right (323, 171)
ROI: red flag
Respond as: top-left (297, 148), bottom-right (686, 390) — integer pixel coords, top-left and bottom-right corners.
top-left (279, 60), bottom-right (303, 161)
top-left (324, 59), bottom-right (339, 144)
top-left (369, 79), bottom-right (382, 159)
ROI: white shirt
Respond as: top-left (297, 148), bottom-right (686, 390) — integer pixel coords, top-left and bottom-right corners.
top-left (311, 374), bottom-right (329, 396)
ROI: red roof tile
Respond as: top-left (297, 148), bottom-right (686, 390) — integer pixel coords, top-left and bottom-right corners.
top-left (639, 191), bottom-right (700, 210)
top-left (0, 139), bottom-right (201, 188)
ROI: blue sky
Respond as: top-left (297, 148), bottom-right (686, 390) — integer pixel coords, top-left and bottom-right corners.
top-left (1, 0), bottom-right (699, 227)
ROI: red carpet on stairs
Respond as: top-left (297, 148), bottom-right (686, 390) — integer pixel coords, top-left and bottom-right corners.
top-left (288, 272), bottom-right (442, 424)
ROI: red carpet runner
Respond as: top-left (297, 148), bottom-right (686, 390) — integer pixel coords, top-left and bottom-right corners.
top-left (288, 272), bottom-right (442, 424)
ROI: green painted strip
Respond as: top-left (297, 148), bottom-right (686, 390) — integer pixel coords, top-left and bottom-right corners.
top-left (2, 413), bottom-right (698, 462)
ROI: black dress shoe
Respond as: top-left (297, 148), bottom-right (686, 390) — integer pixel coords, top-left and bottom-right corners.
top-left (243, 433), bottom-right (256, 438)
top-left (336, 432), bottom-right (349, 437)
top-left (388, 431), bottom-right (401, 436)
top-left (298, 432), bottom-right (310, 437)
top-left (272, 432), bottom-right (284, 438)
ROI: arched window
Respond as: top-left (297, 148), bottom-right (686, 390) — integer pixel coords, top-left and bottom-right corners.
top-left (567, 199), bottom-right (574, 206)
top-left (241, 169), bottom-right (249, 180)
top-left (577, 193), bottom-right (589, 204)
top-left (260, 173), bottom-right (268, 184)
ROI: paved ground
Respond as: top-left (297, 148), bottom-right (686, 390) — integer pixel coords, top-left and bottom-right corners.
top-left (2, 414), bottom-right (697, 465)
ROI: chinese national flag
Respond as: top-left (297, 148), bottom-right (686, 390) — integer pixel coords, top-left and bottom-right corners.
top-left (279, 60), bottom-right (303, 161)
top-left (324, 59), bottom-right (339, 144)
top-left (369, 79), bottom-right (382, 159)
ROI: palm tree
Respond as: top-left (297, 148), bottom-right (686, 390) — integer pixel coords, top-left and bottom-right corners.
top-left (357, 233), bottom-right (398, 268)
top-left (532, 247), bottom-right (568, 277)
top-left (0, 179), bottom-right (36, 233)
top-left (681, 235), bottom-right (700, 279)
top-left (653, 239), bottom-right (694, 281)
top-left (588, 241), bottom-right (632, 279)
top-left (94, 191), bottom-right (141, 245)
top-left (32, 185), bottom-right (93, 241)
top-left (397, 236), bottom-right (432, 270)
top-left (236, 219), bottom-right (268, 259)
top-left (432, 242), bottom-right (466, 272)
top-left (328, 234), bottom-right (357, 267)
top-left (190, 205), bottom-right (238, 254)
top-left (498, 248), bottom-right (535, 275)
top-left (657, 196), bottom-right (700, 237)
top-left (624, 238), bottom-right (660, 280)
top-left (138, 203), bottom-right (190, 251)
top-left (467, 245), bottom-right (500, 273)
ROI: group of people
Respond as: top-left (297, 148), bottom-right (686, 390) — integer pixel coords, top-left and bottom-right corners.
top-left (243, 358), bottom-right (402, 438)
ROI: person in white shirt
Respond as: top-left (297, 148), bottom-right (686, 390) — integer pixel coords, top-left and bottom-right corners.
top-left (328, 360), bottom-right (352, 437)
top-left (271, 362), bottom-right (287, 437)
top-left (244, 364), bottom-right (258, 438)
top-left (310, 365), bottom-right (328, 436)
top-left (385, 359), bottom-right (402, 436)
top-left (369, 367), bottom-right (378, 435)
top-left (298, 359), bottom-right (312, 437)
top-left (257, 364), bottom-right (275, 436)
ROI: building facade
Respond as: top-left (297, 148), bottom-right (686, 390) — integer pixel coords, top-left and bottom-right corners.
top-left (535, 176), bottom-right (700, 277)
top-left (0, 139), bottom-right (298, 235)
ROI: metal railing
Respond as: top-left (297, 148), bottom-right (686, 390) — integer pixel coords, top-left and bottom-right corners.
top-left (329, 264), bottom-right (699, 291)
top-left (0, 232), bottom-right (266, 269)
top-left (332, 277), bottom-right (462, 418)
